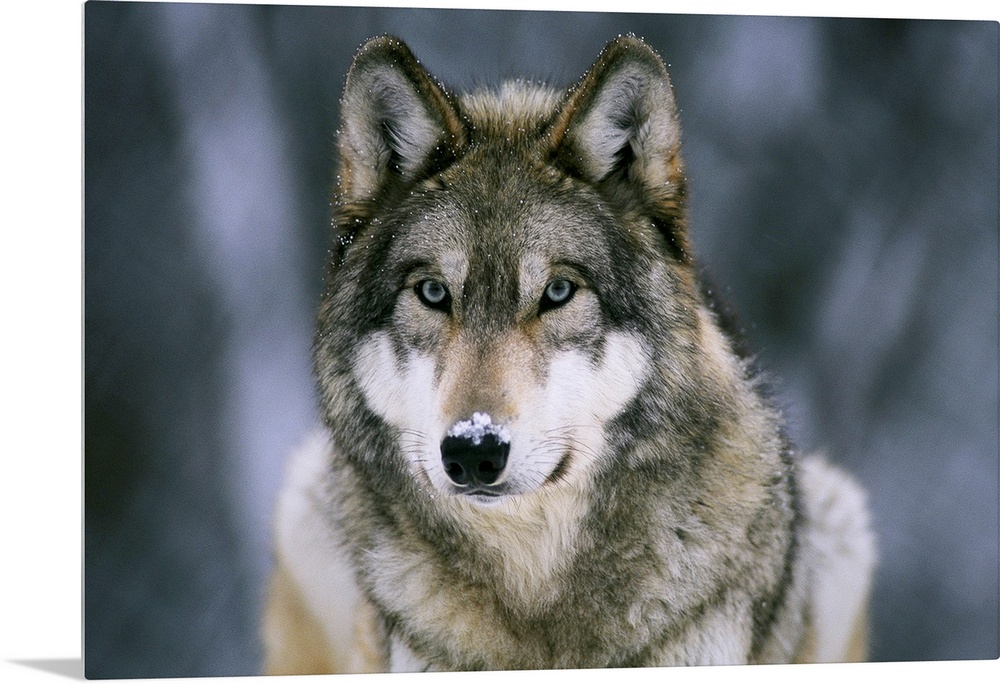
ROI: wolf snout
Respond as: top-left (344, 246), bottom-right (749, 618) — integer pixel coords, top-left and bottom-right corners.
top-left (441, 413), bottom-right (511, 486)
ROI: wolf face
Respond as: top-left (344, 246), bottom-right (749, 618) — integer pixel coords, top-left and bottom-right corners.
top-left (344, 172), bottom-right (659, 504)
top-left (316, 36), bottom-right (725, 510)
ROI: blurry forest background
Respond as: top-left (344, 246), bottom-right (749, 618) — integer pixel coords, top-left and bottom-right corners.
top-left (84, 2), bottom-right (998, 678)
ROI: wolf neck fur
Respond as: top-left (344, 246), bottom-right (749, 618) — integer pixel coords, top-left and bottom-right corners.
top-left (361, 461), bottom-right (592, 613)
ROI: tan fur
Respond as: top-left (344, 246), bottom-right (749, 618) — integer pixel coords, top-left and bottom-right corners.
top-left (793, 623), bottom-right (818, 664)
top-left (263, 560), bottom-right (387, 675)
top-left (798, 455), bottom-right (876, 662)
top-left (262, 565), bottom-right (338, 675)
top-left (844, 607), bottom-right (871, 662)
top-left (262, 431), bottom-right (383, 675)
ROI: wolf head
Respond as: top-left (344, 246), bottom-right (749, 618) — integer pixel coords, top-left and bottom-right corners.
top-left (316, 36), bottom-right (754, 510)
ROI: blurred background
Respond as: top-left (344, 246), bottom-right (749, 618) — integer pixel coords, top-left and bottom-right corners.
top-left (84, 2), bottom-right (998, 678)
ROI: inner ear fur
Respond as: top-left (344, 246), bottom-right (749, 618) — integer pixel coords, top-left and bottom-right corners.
top-left (549, 36), bottom-right (690, 262)
top-left (338, 36), bottom-right (466, 203)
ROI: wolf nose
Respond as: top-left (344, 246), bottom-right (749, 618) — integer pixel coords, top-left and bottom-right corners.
top-left (440, 432), bottom-right (509, 486)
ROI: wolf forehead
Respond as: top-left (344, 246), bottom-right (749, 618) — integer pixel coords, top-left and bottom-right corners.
top-left (376, 184), bottom-right (625, 278)
top-left (346, 86), bottom-right (640, 264)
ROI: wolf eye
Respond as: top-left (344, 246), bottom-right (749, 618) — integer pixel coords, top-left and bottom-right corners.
top-left (539, 279), bottom-right (576, 314)
top-left (416, 279), bottom-right (451, 311)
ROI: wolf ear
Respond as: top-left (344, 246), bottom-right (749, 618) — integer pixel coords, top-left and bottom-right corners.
top-left (550, 36), bottom-right (689, 260)
top-left (338, 36), bottom-right (465, 202)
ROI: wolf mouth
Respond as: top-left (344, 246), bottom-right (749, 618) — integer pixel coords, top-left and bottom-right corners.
top-left (455, 487), bottom-right (509, 506)
top-left (453, 484), bottom-right (507, 499)
top-left (544, 451), bottom-right (572, 486)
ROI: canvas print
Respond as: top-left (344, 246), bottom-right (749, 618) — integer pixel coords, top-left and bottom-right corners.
top-left (84, 2), bottom-right (999, 678)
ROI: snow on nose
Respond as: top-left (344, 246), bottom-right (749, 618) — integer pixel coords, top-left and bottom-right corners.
top-left (446, 412), bottom-right (511, 446)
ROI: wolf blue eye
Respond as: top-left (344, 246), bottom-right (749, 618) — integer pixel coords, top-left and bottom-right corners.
top-left (416, 279), bottom-right (450, 310)
top-left (540, 279), bottom-right (576, 313)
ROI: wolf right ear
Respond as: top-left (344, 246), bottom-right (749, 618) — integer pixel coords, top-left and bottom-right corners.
top-left (549, 36), bottom-right (689, 261)
top-left (338, 36), bottom-right (465, 203)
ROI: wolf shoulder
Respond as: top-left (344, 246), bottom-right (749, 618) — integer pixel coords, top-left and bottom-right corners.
top-left (795, 453), bottom-right (876, 663)
top-left (262, 429), bottom-right (383, 675)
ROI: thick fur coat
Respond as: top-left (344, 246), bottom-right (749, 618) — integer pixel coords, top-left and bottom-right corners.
top-left (261, 35), bottom-right (876, 673)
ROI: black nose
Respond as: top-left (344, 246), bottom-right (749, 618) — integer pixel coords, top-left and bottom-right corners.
top-left (440, 432), bottom-right (509, 486)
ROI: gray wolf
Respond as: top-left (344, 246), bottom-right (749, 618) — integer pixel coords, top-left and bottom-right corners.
top-left (261, 34), bottom-right (876, 673)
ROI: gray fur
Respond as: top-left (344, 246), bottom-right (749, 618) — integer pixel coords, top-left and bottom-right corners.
top-left (263, 34), bottom-right (875, 673)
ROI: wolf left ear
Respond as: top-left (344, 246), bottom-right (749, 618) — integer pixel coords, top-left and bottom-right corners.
top-left (338, 36), bottom-right (465, 203)
top-left (550, 36), bottom-right (689, 260)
